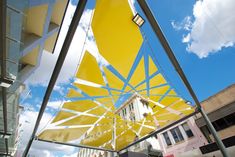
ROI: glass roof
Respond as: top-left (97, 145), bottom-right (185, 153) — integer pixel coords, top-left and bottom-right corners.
top-left (38, 0), bottom-right (194, 151)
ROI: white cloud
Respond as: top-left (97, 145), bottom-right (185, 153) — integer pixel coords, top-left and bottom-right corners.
top-left (25, 3), bottom-right (95, 86)
top-left (182, 34), bottom-right (191, 43)
top-left (171, 16), bottom-right (193, 31)
top-left (17, 109), bottom-right (77, 157)
top-left (47, 100), bottom-right (63, 110)
top-left (176, 0), bottom-right (235, 58)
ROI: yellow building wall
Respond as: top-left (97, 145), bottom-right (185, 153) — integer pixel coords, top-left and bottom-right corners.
top-left (44, 32), bottom-right (58, 53)
top-left (51, 0), bottom-right (67, 25)
top-left (25, 4), bottom-right (48, 36)
top-left (20, 46), bottom-right (40, 66)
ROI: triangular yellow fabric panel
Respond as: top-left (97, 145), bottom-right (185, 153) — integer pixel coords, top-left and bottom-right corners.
top-left (124, 85), bottom-right (133, 92)
top-left (149, 95), bottom-right (161, 102)
top-left (149, 56), bottom-right (158, 76)
top-left (59, 115), bottom-right (99, 126)
top-left (95, 97), bottom-right (115, 110)
top-left (52, 111), bottom-right (76, 123)
top-left (148, 101), bottom-right (162, 112)
top-left (112, 95), bottom-right (120, 103)
top-left (136, 82), bottom-right (147, 91)
top-left (111, 90), bottom-right (122, 96)
top-left (138, 89), bottom-right (147, 96)
top-left (38, 127), bottom-right (90, 143)
top-left (160, 97), bottom-right (181, 107)
top-left (149, 85), bottom-right (170, 96)
top-left (104, 68), bottom-right (124, 90)
top-left (149, 73), bottom-right (167, 88)
top-left (74, 83), bottom-right (109, 97)
top-left (66, 88), bottom-right (83, 98)
top-left (88, 107), bottom-right (107, 116)
top-left (129, 57), bottom-right (145, 87)
top-left (139, 127), bottom-right (155, 137)
top-left (116, 130), bottom-right (136, 150)
top-left (92, 0), bottom-right (143, 78)
top-left (171, 101), bottom-right (191, 111)
top-left (63, 100), bottom-right (97, 112)
top-left (81, 129), bottom-right (113, 147)
top-left (76, 51), bottom-right (104, 85)
top-left (168, 89), bottom-right (177, 96)
top-left (96, 97), bottom-right (113, 104)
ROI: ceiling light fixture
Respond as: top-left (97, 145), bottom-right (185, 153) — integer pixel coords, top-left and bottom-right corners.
top-left (132, 13), bottom-right (145, 27)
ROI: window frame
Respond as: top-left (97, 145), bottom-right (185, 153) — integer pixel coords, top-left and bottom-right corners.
top-left (170, 126), bottom-right (184, 143)
top-left (162, 132), bottom-right (172, 146)
top-left (182, 122), bottom-right (194, 138)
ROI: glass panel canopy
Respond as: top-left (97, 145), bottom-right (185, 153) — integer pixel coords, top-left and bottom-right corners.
top-left (38, 0), bottom-right (194, 151)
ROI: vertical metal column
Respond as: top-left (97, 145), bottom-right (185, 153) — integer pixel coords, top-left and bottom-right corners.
top-left (136, 1), bottom-right (230, 157)
top-left (0, 0), bottom-right (7, 133)
top-left (0, 0), bottom-right (9, 155)
top-left (22, 0), bottom-right (87, 156)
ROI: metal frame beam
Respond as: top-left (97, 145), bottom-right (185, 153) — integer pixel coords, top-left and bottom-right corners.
top-left (37, 138), bottom-right (117, 153)
top-left (136, 1), bottom-right (230, 157)
top-left (118, 111), bottom-right (198, 152)
top-left (0, 0), bottom-right (7, 134)
top-left (22, 0), bottom-right (88, 156)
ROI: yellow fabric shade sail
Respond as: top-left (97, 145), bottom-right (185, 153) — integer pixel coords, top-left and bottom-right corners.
top-left (63, 100), bottom-right (97, 112)
top-left (149, 56), bottom-right (158, 75)
top-left (92, 0), bottom-right (143, 78)
top-left (52, 111), bottom-right (76, 123)
top-left (76, 51), bottom-right (104, 85)
top-left (129, 57), bottom-right (145, 86)
top-left (66, 88), bottom-right (83, 98)
top-left (38, 0), bottom-right (195, 152)
top-left (104, 68), bottom-right (124, 90)
top-left (39, 127), bottom-right (90, 143)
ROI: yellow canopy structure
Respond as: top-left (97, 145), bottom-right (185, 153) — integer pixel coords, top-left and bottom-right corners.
top-left (38, 0), bottom-right (194, 151)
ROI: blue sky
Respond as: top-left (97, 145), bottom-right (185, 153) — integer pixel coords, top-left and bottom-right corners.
top-left (140, 0), bottom-right (235, 102)
top-left (18, 0), bottom-right (235, 156)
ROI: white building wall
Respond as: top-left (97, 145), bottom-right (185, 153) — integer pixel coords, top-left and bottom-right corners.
top-left (77, 95), bottom-right (162, 156)
top-left (117, 96), bottom-right (161, 152)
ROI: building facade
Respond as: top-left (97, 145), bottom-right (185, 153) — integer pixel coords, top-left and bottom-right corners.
top-left (77, 94), bottom-right (162, 157)
top-left (156, 84), bottom-right (235, 157)
top-left (77, 148), bottom-right (113, 157)
top-left (0, 0), bottom-right (68, 155)
top-left (77, 85), bottom-right (235, 157)
top-left (195, 84), bottom-right (235, 156)
top-left (156, 117), bottom-right (208, 157)
top-left (115, 94), bottom-right (161, 153)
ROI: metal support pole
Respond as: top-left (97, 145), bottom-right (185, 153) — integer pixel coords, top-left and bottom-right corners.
top-left (22, 0), bottom-right (87, 156)
top-left (0, 0), bottom-right (9, 155)
top-left (136, 1), bottom-right (230, 157)
top-left (0, 0), bottom-right (7, 133)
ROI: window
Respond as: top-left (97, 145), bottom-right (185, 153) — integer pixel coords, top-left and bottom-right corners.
top-left (212, 112), bottom-right (235, 131)
top-left (130, 115), bottom-right (136, 121)
top-left (170, 127), bottom-right (184, 143)
top-left (122, 108), bottom-right (126, 116)
top-left (129, 103), bottom-right (134, 111)
top-left (182, 123), bottom-right (194, 138)
top-left (163, 132), bottom-right (172, 146)
top-left (225, 113), bottom-right (235, 126)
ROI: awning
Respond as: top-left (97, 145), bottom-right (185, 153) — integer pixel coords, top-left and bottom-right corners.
top-left (38, 0), bottom-right (194, 151)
